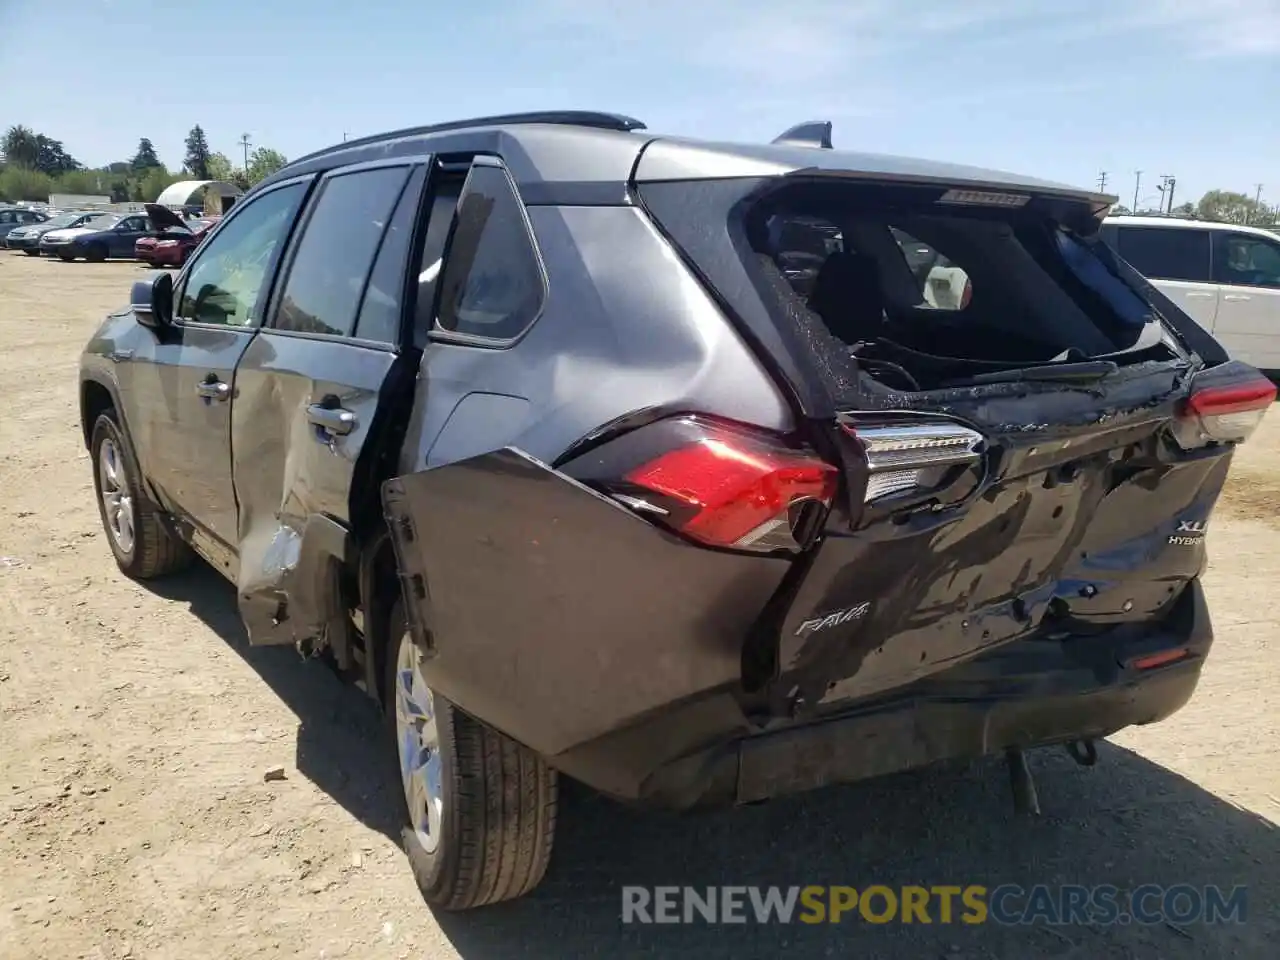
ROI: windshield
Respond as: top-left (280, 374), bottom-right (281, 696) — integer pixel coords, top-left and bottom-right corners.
top-left (82, 214), bottom-right (122, 230)
top-left (43, 213), bottom-right (87, 228)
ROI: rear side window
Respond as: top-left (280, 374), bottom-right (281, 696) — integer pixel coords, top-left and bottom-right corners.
top-left (1115, 226), bottom-right (1211, 283)
top-left (274, 165), bottom-right (410, 338)
top-left (1212, 231), bottom-right (1280, 289)
top-left (352, 166), bottom-right (426, 344)
top-left (434, 163), bottom-right (544, 342)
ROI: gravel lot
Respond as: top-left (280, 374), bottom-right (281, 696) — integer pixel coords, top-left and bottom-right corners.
top-left (1, 254), bottom-right (1276, 960)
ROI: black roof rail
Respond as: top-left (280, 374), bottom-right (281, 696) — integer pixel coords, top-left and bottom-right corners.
top-left (771, 121), bottom-right (833, 150)
top-left (290, 111), bottom-right (647, 166)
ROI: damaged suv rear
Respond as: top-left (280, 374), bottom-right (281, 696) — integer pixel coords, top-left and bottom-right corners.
top-left (80, 114), bottom-right (1274, 912)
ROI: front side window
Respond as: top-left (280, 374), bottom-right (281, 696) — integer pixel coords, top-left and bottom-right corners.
top-left (1116, 226), bottom-right (1211, 283)
top-left (434, 163), bottom-right (544, 342)
top-left (177, 182), bottom-right (307, 327)
top-left (1213, 232), bottom-right (1280, 289)
top-left (273, 165), bottom-right (410, 338)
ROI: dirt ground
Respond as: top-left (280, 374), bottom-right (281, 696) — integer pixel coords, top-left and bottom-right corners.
top-left (0, 254), bottom-right (1276, 960)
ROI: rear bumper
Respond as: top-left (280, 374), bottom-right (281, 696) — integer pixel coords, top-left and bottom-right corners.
top-left (550, 580), bottom-right (1213, 809)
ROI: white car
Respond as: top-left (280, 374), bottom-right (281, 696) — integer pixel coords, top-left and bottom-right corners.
top-left (1100, 216), bottom-right (1280, 372)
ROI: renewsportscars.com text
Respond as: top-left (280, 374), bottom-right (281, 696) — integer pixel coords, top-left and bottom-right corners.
top-left (621, 884), bottom-right (1248, 926)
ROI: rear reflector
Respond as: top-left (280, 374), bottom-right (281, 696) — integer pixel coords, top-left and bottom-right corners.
top-left (1176, 376), bottom-right (1275, 446)
top-left (1127, 647), bottom-right (1191, 671)
top-left (622, 420), bottom-right (838, 552)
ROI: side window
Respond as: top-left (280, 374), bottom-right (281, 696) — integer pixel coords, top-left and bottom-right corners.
top-left (177, 181), bottom-right (307, 327)
top-left (273, 165), bottom-right (410, 338)
top-left (352, 167), bottom-right (426, 345)
top-left (0, 212), bottom-right (14, 224)
top-left (890, 228), bottom-right (972, 311)
top-left (434, 163), bottom-right (545, 342)
top-left (1213, 233), bottom-right (1280, 289)
top-left (1116, 227), bottom-right (1211, 283)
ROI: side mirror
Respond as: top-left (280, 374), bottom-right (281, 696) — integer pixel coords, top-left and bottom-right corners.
top-left (131, 271), bottom-right (174, 330)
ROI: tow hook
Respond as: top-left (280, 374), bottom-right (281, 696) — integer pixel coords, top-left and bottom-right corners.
top-left (1005, 748), bottom-right (1040, 816)
top-left (1065, 739), bottom-right (1098, 766)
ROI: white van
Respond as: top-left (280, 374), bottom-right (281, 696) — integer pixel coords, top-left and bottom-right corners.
top-left (1100, 216), bottom-right (1280, 372)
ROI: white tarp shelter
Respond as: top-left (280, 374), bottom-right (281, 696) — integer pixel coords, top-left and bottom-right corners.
top-left (155, 180), bottom-right (243, 215)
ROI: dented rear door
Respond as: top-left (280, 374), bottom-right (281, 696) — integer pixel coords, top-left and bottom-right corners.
top-left (232, 159), bottom-right (428, 645)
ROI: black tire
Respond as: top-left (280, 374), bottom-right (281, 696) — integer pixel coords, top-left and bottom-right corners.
top-left (23, 248), bottom-right (39, 257)
top-left (85, 243), bottom-right (108, 263)
top-left (384, 601), bottom-right (558, 910)
top-left (89, 411), bottom-right (192, 579)
top-left (57, 252), bottom-right (75, 262)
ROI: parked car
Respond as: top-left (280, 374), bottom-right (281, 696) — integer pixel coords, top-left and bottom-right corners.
top-left (134, 204), bottom-right (221, 267)
top-left (5, 210), bottom-right (107, 255)
top-left (40, 211), bottom-right (160, 262)
top-left (0, 205), bottom-right (48, 241)
top-left (78, 111), bottom-right (1275, 912)
top-left (1100, 216), bottom-right (1280, 373)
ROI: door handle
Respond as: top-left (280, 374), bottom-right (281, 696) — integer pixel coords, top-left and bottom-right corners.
top-left (1184, 291), bottom-right (1215, 299)
top-left (307, 403), bottom-right (357, 436)
top-left (1223, 294), bottom-right (1252, 302)
top-left (195, 379), bottom-right (230, 401)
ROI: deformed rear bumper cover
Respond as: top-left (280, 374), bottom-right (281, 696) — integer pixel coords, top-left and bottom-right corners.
top-left (551, 581), bottom-right (1212, 809)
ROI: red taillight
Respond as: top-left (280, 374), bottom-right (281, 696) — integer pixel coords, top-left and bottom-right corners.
top-left (1127, 647), bottom-right (1191, 671)
top-left (1176, 375), bottom-right (1275, 446)
top-left (610, 419), bottom-right (838, 553)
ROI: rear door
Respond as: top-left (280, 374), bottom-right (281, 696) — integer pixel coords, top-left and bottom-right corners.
top-left (1112, 224), bottom-right (1219, 331)
top-left (1209, 228), bottom-right (1280, 369)
top-left (231, 157), bottom-right (429, 644)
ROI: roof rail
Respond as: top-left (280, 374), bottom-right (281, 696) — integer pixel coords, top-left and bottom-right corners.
top-left (291, 111), bottom-right (647, 166)
top-left (771, 121), bottom-right (833, 150)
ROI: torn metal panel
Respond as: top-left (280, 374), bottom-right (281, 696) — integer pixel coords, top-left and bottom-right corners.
top-left (382, 447), bottom-right (793, 758)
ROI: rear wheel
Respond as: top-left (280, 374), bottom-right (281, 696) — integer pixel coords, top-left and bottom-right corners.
top-left (85, 243), bottom-right (108, 263)
top-left (23, 248), bottom-right (39, 257)
top-left (384, 601), bottom-right (558, 910)
top-left (90, 411), bottom-right (191, 579)
top-left (57, 252), bottom-right (75, 262)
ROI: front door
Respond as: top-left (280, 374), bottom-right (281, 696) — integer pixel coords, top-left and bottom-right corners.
top-left (1210, 229), bottom-right (1280, 370)
top-left (230, 159), bottom-right (429, 644)
top-left (144, 177), bottom-right (312, 557)
top-left (110, 215), bottom-right (152, 258)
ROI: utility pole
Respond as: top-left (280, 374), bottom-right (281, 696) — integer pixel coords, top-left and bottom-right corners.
top-left (1252, 184), bottom-right (1264, 224)
top-left (1097, 170), bottom-right (1108, 192)
top-left (1132, 170), bottom-right (1142, 213)
top-left (237, 133), bottom-right (252, 171)
top-left (1156, 175), bottom-right (1177, 215)
top-left (343, 130), bottom-right (349, 142)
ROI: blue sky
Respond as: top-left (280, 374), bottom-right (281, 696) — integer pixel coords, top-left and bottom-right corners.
top-left (1, 0), bottom-right (1276, 208)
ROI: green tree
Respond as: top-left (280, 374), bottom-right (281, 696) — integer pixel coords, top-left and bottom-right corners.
top-left (1172, 202), bottom-right (1197, 218)
top-left (206, 151), bottom-right (250, 191)
top-left (131, 137), bottom-right (161, 171)
top-left (139, 166), bottom-right (184, 202)
top-left (246, 147), bottom-right (287, 185)
top-left (34, 135), bottom-right (80, 174)
top-left (1197, 190), bottom-right (1263, 225)
top-left (184, 124), bottom-right (211, 179)
top-left (2, 125), bottom-right (40, 168)
top-left (57, 169), bottom-right (111, 196)
top-left (0, 166), bottom-right (55, 202)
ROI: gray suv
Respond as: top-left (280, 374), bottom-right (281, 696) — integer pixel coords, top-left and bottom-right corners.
top-left (79, 112), bottom-right (1274, 911)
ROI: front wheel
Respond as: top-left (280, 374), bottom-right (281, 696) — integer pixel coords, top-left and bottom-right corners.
top-left (23, 248), bottom-right (39, 257)
top-left (57, 252), bottom-right (75, 262)
top-left (90, 411), bottom-right (192, 579)
top-left (85, 243), bottom-right (108, 263)
top-left (384, 602), bottom-right (558, 910)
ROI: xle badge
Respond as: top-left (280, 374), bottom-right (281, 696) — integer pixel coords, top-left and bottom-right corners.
top-left (795, 601), bottom-right (871, 637)
top-left (1168, 519), bottom-right (1207, 546)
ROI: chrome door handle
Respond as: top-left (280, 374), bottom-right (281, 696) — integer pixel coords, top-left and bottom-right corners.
top-left (306, 403), bottom-right (357, 436)
top-left (195, 379), bottom-right (230, 401)
top-left (1184, 291), bottom-right (1215, 299)
top-left (1223, 294), bottom-right (1252, 302)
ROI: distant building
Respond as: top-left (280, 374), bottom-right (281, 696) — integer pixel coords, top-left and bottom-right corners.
top-left (48, 193), bottom-right (112, 210)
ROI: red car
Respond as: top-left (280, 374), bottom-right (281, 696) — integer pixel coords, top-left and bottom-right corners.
top-left (134, 204), bottom-right (221, 267)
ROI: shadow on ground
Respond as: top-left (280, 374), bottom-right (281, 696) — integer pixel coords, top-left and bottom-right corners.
top-left (145, 564), bottom-right (1278, 960)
